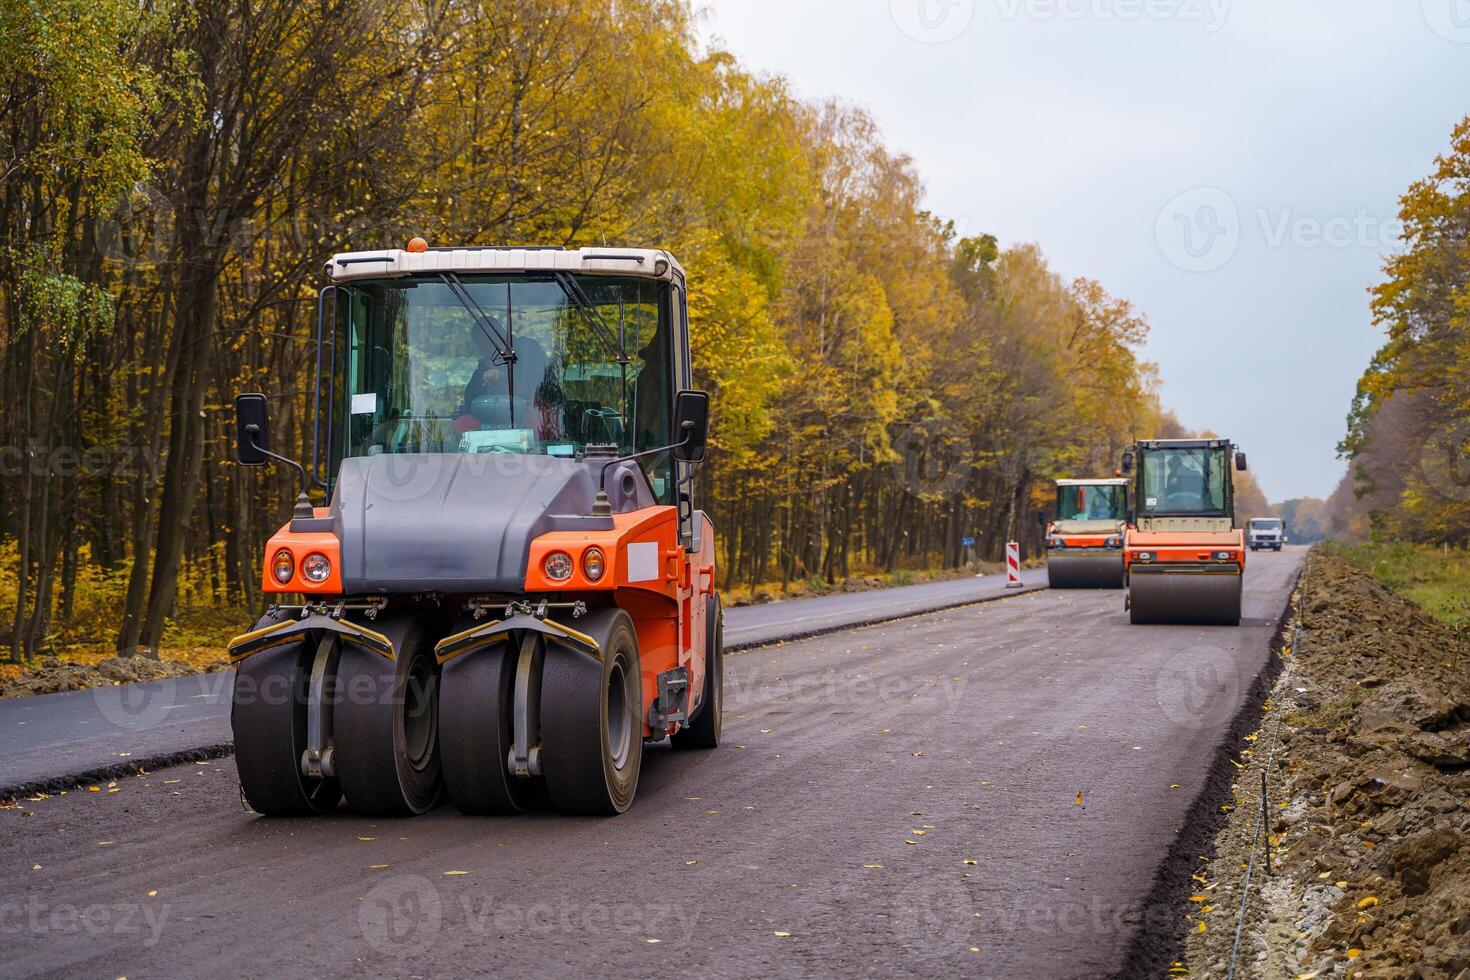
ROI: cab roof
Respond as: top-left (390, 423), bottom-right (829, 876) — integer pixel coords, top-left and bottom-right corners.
top-left (324, 246), bottom-right (685, 284)
top-left (1055, 478), bottom-right (1130, 486)
top-left (1136, 438), bottom-right (1233, 449)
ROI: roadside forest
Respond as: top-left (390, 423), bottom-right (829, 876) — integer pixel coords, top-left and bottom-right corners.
top-left (1330, 116), bottom-right (1470, 546)
top-left (0, 0), bottom-right (1248, 660)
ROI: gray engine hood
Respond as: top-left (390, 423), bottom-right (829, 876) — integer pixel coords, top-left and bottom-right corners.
top-left (329, 452), bottom-right (653, 594)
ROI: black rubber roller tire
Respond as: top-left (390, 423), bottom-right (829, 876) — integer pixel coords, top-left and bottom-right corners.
top-left (539, 608), bottom-right (642, 816)
top-left (440, 634), bottom-right (536, 815)
top-left (673, 594), bottom-right (723, 750)
top-left (232, 615), bottom-right (342, 816)
top-left (333, 614), bottom-right (443, 816)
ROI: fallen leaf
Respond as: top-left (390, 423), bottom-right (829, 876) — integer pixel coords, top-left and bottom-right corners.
top-left (644, 938), bottom-right (661, 944)
top-left (357, 836), bottom-right (376, 842)
top-left (1357, 896), bottom-right (1378, 909)
top-left (443, 870), bottom-right (469, 876)
top-left (963, 859), bottom-right (977, 866)
top-left (1075, 791), bottom-right (1084, 806)
top-left (1197, 921), bottom-right (1207, 933)
top-left (863, 864), bottom-right (883, 869)
top-left (1346, 948), bottom-right (1362, 959)
top-left (147, 890), bottom-right (157, 897)
top-left (773, 931), bottom-right (791, 937)
top-left (905, 840), bottom-right (919, 845)
top-left (369, 864), bottom-right (389, 870)
top-left (86, 786), bottom-right (101, 793)
top-left (31, 864), bottom-right (41, 871)
top-left (759, 728), bottom-right (774, 734)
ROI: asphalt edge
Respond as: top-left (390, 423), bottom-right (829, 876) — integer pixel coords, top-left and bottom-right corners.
top-left (724, 581), bottom-right (1048, 653)
top-left (2, 581), bottom-right (1049, 800)
top-left (1112, 562), bottom-right (1306, 979)
top-left (0, 743), bottom-right (236, 803)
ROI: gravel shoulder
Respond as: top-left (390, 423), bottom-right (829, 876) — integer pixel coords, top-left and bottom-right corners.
top-left (1183, 546), bottom-right (1470, 979)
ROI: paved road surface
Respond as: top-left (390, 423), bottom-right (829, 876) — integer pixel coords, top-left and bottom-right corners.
top-left (0, 550), bottom-right (1300, 978)
top-left (0, 569), bottom-right (1046, 794)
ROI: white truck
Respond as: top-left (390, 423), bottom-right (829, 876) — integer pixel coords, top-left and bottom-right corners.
top-left (1247, 517), bottom-right (1286, 551)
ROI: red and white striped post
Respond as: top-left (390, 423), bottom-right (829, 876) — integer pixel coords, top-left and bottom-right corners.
top-left (1005, 541), bottom-right (1022, 588)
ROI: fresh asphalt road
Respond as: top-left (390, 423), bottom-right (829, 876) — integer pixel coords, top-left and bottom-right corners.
top-left (0, 569), bottom-right (1046, 794)
top-left (0, 550), bottom-right (1300, 978)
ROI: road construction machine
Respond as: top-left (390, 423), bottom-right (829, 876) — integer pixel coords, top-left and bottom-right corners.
top-left (1121, 438), bottom-right (1248, 626)
top-left (227, 242), bottom-right (722, 817)
top-left (1040, 478), bottom-right (1129, 588)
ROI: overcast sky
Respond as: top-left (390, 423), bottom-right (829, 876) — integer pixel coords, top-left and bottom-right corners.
top-left (698, 0), bottom-right (1470, 501)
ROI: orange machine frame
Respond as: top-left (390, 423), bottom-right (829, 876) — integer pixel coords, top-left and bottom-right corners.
top-left (525, 505), bottom-right (715, 740)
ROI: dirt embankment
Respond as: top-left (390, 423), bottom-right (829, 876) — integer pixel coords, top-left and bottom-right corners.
top-left (1186, 546), bottom-right (1470, 978)
top-left (0, 655), bottom-right (220, 699)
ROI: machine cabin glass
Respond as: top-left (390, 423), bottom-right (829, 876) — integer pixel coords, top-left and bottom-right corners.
top-left (1055, 483), bottom-right (1127, 522)
top-left (329, 273), bottom-right (676, 501)
top-left (1137, 444), bottom-right (1232, 517)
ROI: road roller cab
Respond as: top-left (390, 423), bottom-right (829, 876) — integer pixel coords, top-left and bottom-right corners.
top-left (1121, 438), bottom-right (1247, 625)
top-left (227, 243), bottom-right (723, 818)
top-left (1041, 478), bottom-right (1129, 588)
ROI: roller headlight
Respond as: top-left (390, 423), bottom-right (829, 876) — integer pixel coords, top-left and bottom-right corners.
top-left (582, 547), bottom-right (606, 582)
top-left (1049, 536), bottom-right (1065, 548)
top-left (543, 551), bottom-right (573, 582)
top-left (1135, 551), bottom-right (1153, 562)
top-left (272, 549), bottom-right (295, 585)
top-left (1214, 551), bottom-right (1233, 561)
top-left (1105, 536), bottom-right (1122, 548)
top-left (301, 553), bottom-right (332, 583)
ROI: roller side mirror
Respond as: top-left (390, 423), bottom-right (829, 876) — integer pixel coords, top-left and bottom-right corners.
top-left (672, 389), bottom-right (709, 463)
top-left (236, 393), bottom-right (271, 465)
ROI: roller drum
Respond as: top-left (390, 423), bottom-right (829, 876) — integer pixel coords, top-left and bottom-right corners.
top-left (1128, 569), bottom-right (1242, 625)
top-left (1046, 553), bottom-right (1125, 589)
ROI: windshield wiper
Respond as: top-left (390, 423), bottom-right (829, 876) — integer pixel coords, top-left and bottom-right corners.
top-left (552, 272), bottom-right (629, 366)
top-left (440, 273), bottom-right (515, 365)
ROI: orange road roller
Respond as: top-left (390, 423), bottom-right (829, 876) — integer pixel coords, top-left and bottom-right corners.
top-left (1121, 438), bottom-right (1248, 626)
top-left (228, 244), bottom-right (723, 817)
top-left (1040, 477), bottom-right (1130, 588)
